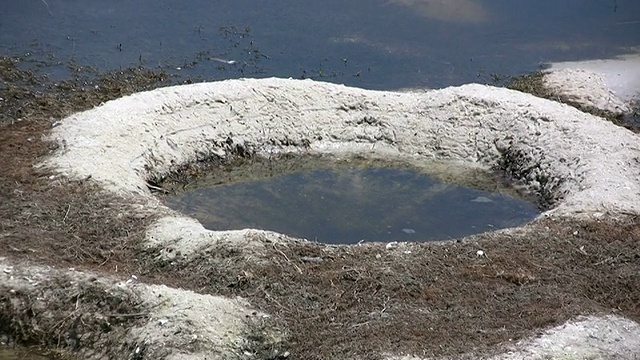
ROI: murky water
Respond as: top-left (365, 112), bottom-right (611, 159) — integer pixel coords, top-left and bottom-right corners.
top-left (164, 159), bottom-right (539, 244)
top-left (2, 0), bottom-right (638, 89)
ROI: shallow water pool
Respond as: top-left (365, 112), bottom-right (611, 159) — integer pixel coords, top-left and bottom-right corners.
top-left (164, 159), bottom-right (540, 244)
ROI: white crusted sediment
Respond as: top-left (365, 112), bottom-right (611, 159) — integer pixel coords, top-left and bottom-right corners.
top-left (543, 68), bottom-right (632, 115)
top-left (544, 53), bottom-right (640, 116)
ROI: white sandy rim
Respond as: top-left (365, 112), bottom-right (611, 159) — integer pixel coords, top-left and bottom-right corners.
top-left (45, 79), bottom-right (640, 220)
top-left (543, 53), bottom-right (640, 117)
top-left (41, 77), bottom-right (640, 359)
top-left (547, 53), bottom-right (640, 105)
top-left (543, 68), bottom-right (633, 116)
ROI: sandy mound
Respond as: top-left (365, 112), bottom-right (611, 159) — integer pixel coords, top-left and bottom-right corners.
top-left (544, 53), bottom-right (640, 117)
top-left (543, 68), bottom-right (632, 116)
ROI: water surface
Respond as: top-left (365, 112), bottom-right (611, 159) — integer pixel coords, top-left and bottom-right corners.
top-left (2, 0), bottom-right (638, 88)
top-left (165, 164), bottom-right (540, 244)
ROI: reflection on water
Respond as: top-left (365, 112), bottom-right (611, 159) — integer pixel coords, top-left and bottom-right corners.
top-left (165, 165), bottom-right (539, 244)
top-left (388, 0), bottom-right (489, 23)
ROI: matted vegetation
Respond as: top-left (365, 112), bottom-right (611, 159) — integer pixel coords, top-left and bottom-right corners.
top-left (139, 217), bottom-right (640, 359)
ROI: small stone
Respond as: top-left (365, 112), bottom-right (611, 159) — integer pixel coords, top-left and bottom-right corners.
top-left (401, 228), bottom-right (416, 234)
top-left (300, 256), bottom-right (323, 263)
top-left (385, 242), bottom-right (398, 250)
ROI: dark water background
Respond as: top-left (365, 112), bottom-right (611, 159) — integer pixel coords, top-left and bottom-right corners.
top-left (2, 0), bottom-right (638, 89)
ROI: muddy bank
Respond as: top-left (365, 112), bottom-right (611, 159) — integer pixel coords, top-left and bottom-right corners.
top-left (0, 257), bottom-right (271, 359)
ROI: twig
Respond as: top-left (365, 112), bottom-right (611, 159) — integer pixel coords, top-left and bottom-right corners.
top-left (98, 252), bottom-right (113, 267)
top-left (41, 0), bottom-right (52, 16)
top-left (62, 204), bottom-right (71, 223)
top-left (349, 321), bottom-right (371, 329)
top-left (273, 244), bottom-right (302, 274)
top-left (105, 312), bottom-right (149, 318)
top-left (51, 311), bottom-right (76, 332)
top-left (261, 289), bottom-right (287, 310)
top-left (380, 295), bottom-right (390, 314)
top-left (146, 183), bottom-right (169, 194)
top-left (528, 261), bottom-right (554, 271)
top-left (593, 253), bottom-right (622, 266)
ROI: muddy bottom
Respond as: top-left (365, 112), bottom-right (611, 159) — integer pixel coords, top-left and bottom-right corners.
top-left (163, 157), bottom-right (539, 244)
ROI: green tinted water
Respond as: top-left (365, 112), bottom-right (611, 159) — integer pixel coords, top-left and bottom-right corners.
top-left (164, 157), bottom-right (540, 244)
